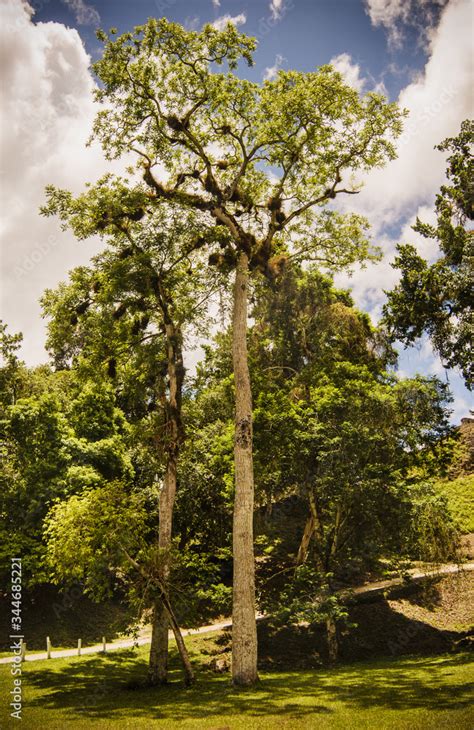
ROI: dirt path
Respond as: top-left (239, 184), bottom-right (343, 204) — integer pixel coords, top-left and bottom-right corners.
top-left (0, 618), bottom-right (235, 665)
top-left (2, 562), bottom-right (472, 665)
top-left (350, 561), bottom-right (474, 597)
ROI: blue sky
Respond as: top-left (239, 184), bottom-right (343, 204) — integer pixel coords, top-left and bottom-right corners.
top-left (1, 0), bottom-right (472, 421)
top-left (33, 0), bottom-right (431, 95)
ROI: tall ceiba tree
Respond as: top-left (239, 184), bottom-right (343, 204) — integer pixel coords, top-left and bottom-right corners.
top-left (41, 201), bottom-right (215, 685)
top-left (43, 19), bottom-right (404, 685)
top-left (384, 120), bottom-right (473, 389)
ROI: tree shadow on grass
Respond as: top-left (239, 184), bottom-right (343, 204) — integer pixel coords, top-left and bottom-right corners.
top-left (23, 648), bottom-right (473, 724)
top-left (25, 652), bottom-right (328, 722)
top-left (257, 597), bottom-right (462, 669)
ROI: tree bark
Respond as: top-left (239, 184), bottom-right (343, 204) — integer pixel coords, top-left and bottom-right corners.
top-left (159, 585), bottom-right (195, 686)
top-left (296, 514), bottom-right (315, 565)
top-left (326, 616), bottom-right (338, 664)
top-left (148, 457), bottom-right (177, 684)
top-left (148, 309), bottom-right (184, 685)
top-left (148, 600), bottom-right (169, 684)
top-left (231, 251), bottom-right (258, 686)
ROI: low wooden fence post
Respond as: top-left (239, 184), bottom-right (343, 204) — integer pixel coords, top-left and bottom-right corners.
top-left (102, 636), bottom-right (106, 653)
top-left (46, 636), bottom-right (51, 659)
top-left (78, 638), bottom-right (81, 656)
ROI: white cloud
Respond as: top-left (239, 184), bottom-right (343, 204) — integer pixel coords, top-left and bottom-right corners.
top-left (397, 205), bottom-right (439, 263)
top-left (329, 52), bottom-right (390, 96)
top-left (346, 0), bottom-right (472, 227)
top-left (450, 394), bottom-right (472, 423)
top-left (372, 79), bottom-right (388, 95)
top-left (330, 53), bottom-right (366, 92)
top-left (365, 0), bottom-right (449, 47)
top-left (333, 3), bottom-right (472, 418)
top-left (61, 0), bottom-right (100, 26)
top-left (365, 0), bottom-right (412, 41)
top-left (0, 0), bottom-right (119, 364)
top-left (263, 53), bottom-right (285, 81)
top-left (269, 0), bottom-right (284, 21)
top-left (212, 0), bottom-right (221, 7)
top-left (212, 13), bottom-right (246, 31)
top-left (334, 202), bottom-right (452, 326)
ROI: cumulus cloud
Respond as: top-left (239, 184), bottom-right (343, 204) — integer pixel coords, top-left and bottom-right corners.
top-left (333, 2), bottom-right (472, 416)
top-left (365, 0), bottom-right (449, 47)
top-left (329, 52), bottom-right (389, 96)
top-left (334, 200), bottom-right (471, 421)
top-left (330, 53), bottom-right (366, 92)
top-left (334, 204), bottom-right (440, 321)
top-left (61, 0), bottom-right (100, 27)
top-left (212, 13), bottom-right (246, 30)
top-left (0, 0), bottom-right (118, 364)
top-left (263, 53), bottom-right (285, 81)
top-left (212, 0), bottom-right (221, 7)
top-left (347, 0), bottom-right (472, 227)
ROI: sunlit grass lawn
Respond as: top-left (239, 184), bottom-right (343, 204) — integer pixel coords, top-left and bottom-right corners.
top-left (1, 631), bottom-right (473, 729)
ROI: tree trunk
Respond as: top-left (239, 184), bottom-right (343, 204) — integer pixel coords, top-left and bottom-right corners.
top-left (148, 600), bottom-right (169, 684)
top-left (160, 587), bottom-right (195, 686)
top-left (326, 616), bottom-right (338, 664)
top-left (148, 310), bottom-right (184, 685)
top-left (231, 251), bottom-right (258, 686)
top-left (148, 457), bottom-right (177, 684)
top-left (296, 513), bottom-right (315, 565)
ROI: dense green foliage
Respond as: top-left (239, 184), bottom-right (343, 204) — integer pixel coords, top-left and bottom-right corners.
top-left (0, 324), bottom-right (131, 586)
top-left (1, 260), bottom-right (460, 635)
top-left (179, 267), bottom-right (458, 632)
top-left (0, 251), bottom-right (462, 633)
top-left (434, 475), bottom-right (474, 533)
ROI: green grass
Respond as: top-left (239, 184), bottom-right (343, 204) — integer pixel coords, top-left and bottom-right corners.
top-left (436, 474), bottom-right (474, 533)
top-left (1, 632), bottom-right (473, 729)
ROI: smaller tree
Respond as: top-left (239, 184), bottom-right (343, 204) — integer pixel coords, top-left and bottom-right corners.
top-left (44, 481), bottom-right (195, 684)
top-left (383, 120), bottom-right (473, 388)
top-left (41, 195), bottom-right (216, 684)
